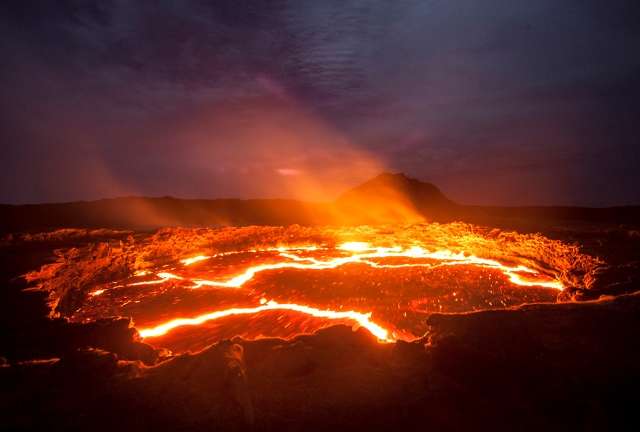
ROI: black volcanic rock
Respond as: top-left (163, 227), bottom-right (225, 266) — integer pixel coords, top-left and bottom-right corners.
top-left (3, 295), bottom-right (640, 431)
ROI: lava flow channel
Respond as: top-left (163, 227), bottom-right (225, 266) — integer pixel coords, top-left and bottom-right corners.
top-left (132, 242), bottom-right (563, 343)
top-left (138, 299), bottom-right (392, 341)
top-left (133, 242), bottom-right (563, 290)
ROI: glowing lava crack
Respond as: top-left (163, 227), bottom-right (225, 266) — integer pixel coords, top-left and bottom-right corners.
top-left (138, 299), bottom-right (392, 341)
top-left (131, 242), bottom-right (563, 343)
top-left (135, 242), bottom-right (563, 291)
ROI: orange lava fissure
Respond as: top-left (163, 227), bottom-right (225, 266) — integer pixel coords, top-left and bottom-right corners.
top-left (129, 242), bottom-right (564, 343)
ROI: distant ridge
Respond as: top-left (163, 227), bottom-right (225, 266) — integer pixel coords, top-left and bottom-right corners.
top-left (1, 173), bottom-right (638, 233)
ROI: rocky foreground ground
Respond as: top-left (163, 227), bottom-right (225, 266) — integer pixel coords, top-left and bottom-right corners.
top-left (1, 223), bottom-right (639, 431)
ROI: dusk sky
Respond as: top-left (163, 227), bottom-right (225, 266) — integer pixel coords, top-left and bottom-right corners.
top-left (1, 1), bottom-right (639, 206)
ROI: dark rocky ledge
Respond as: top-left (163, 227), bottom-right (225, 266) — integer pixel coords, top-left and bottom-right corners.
top-left (2, 292), bottom-right (639, 431)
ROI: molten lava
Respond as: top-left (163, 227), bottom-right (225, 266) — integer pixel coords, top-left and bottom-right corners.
top-left (139, 299), bottom-right (391, 341)
top-left (130, 242), bottom-right (562, 343)
top-left (26, 224), bottom-right (602, 352)
top-left (159, 242), bottom-right (564, 290)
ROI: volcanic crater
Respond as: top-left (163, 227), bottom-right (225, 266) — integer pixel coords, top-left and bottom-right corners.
top-left (25, 223), bottom-right (600, 353)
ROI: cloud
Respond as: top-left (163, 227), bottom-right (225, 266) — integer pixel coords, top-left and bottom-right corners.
top-left (1, 0), bottom-right (639, 205)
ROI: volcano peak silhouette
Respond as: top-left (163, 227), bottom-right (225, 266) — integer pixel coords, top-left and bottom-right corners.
top-left (335, 172), bottom-right (457, 223)
top-left (338, 172), bottom-right (453, 205)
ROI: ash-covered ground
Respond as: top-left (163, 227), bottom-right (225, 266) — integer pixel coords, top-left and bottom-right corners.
top-left (1, 220), bottom-right (640, 431)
